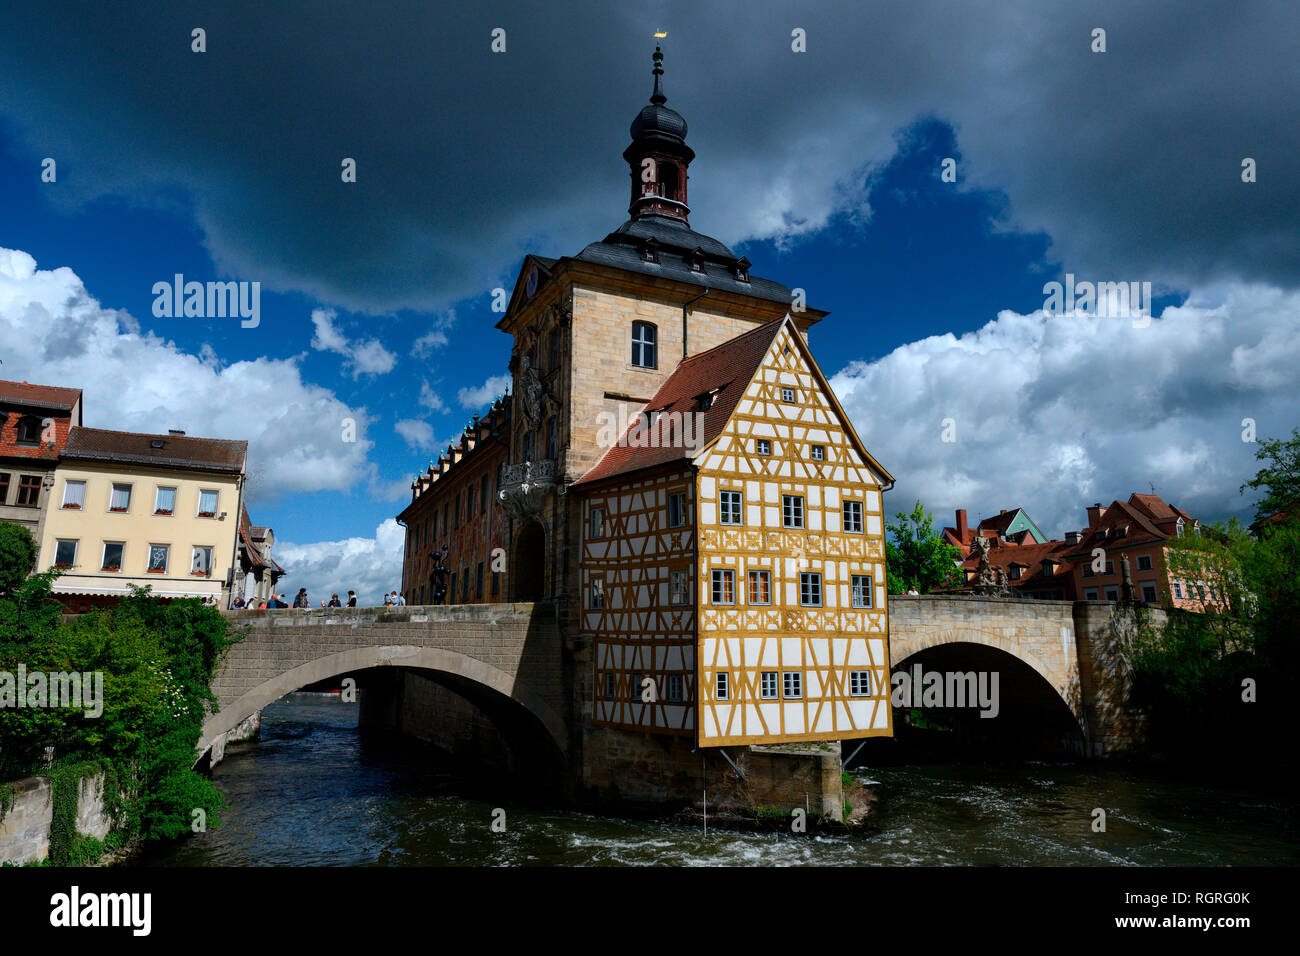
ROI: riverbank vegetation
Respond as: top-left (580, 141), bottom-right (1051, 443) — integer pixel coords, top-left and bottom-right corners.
top-left (0, 521), bottom-right (237, 863)
top-left (1129, 429), bottom-right (1299, 771)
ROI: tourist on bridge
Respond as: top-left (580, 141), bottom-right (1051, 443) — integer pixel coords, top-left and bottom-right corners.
top-left (346, 590), bottom-right (357, 607)
top-left (293, 587), bottom-right (310, 608)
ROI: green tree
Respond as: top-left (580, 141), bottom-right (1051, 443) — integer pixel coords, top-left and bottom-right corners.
top-left (885, 501), bottom-right (964, 594)
top-left (1240, 426), bottom-right (1300, 521)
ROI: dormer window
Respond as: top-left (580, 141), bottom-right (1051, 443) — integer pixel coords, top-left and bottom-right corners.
top-left (734, 256), bottom-right (750, 282)
top-left (1115, 525), bottom-right (1127, 538)
top-left (697, 392), bottom-right (713, 411)
top-left (641, 237), bottom-right (660, 263)
top-left (15, 415), bottom-right (42, 445)
top-left (687, 247), bottom-right (705, 273)
top-left (1009, 565), bottom-right (1022, 581)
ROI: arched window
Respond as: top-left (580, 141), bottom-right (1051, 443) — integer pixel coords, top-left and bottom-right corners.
top-left (631, 321), bottom-right (657, 368)
top-left (658, 162), bottom-right (679, 201)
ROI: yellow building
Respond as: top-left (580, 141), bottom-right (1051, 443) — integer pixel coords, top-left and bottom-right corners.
top-left (37, 427), bottom-right (247, 610)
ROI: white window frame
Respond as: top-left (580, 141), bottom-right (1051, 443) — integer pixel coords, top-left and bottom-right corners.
top-left (783, 671), bottom-right (803, 699)
top-left (800, 571), bottom-right (822, 607)
top-left (783, 494), bottom-right (804, 529)
top-left (191, 545), bottom-right (214, 577)
top-left (852, 574), bottom-right (873, 608)
top-left (631, 321), bottom-right (657, 369)
top-left (711, 569), bottom-right (735, 605)
top-left (109, 483), bottom-right (132, 513)
top-left (154, 486), bottom-right (176, 516)
top-left (850, 671), bottom-right (871, 697)
top-left (715, 672), bottom-right (729, 700)
top-left (147, 544), bottom-right (170, 574)
top-left (756, 439), bottom-right (771, 455)
top-left (197, 488), bottom-right (219, 518)
top-left (101, 541), bottom-right (124, 572)
top-left (760, 671), bottom-right (778, 700)
top-left (843, 500), bottom-right (863, 534)
top-left (810, 445), bottom-right (825, 461)
top-left (53, 539), bottom-right (78, 567)
top-left (781, 387), bottom-right (795, 402)
top-left (719, 489), bottom-right (743, 526)
top-left (61, 480), bottom-right (85, 510)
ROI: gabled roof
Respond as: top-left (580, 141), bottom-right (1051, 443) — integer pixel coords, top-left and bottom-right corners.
top-left (239, 504), bottom-right (285, 575)
top-left (0, 380), bottom-right (82, 411)
top-left (960, 540), bottom-right (1075, 589)
top-left (62, 427), bottom-right (247, 474)
top-left (572, 315), bottom-right (893, 489)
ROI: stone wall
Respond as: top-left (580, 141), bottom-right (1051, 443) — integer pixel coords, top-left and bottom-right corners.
top-left (0, 772), bottom-right (114, 865)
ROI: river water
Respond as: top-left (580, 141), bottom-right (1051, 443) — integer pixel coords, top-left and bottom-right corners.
top-left (138, 694), bottom-right (1299, 867)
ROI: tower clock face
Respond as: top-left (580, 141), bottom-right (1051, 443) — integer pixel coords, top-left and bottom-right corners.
top-left (525, 263), bottom-right (538, 298)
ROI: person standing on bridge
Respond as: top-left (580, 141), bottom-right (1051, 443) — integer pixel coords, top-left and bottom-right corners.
top-left (293, 587), bottom-right (310, 608)
top-left (346, 590), bottom-right (357, 607)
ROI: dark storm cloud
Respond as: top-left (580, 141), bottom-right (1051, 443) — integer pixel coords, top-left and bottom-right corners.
top-left (1, 1), bottom-right (1295, 313)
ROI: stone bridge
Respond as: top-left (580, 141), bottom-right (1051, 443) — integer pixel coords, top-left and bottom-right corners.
top-left (199, 602), bottom-right (567, 767)
top-left (887, 595), bottom-right (1157, 755)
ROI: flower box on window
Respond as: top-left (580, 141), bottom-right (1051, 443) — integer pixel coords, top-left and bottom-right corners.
top-left (62, 503), bottom-right (81, 510)
top-left (197, 512), bottom-right (216, 518)
top-left (147, 568), bottom-right (166, 574)
top-left (101, 565), bottom-right (120, 573)
top-left (155, 509), bottom-right (173, 516)
top-left (191, 569), bottom-right (210, 576)
top-left (110, 507), bottom-right (128, 513)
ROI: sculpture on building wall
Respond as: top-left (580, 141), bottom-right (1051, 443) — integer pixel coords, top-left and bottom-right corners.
top-left (518, 355), bottom-right (544, 430)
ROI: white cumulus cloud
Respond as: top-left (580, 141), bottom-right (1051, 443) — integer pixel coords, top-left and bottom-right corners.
top-left (310, 307), bottom-right (397, 378)
top-left (275, 518), bottom-right (406, 607)
top-left (457, 373), bottom-right (511, 410)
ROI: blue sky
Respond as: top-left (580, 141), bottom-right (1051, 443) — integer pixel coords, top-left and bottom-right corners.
top-left (2, 2), bottom-right (1296, 600)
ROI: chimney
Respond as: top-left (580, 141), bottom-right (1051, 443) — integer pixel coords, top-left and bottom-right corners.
top-left (1086, 502), bottom-right (1107, 527)
top-left (956, 509), bottom-right (968, 541)
top-left (999, 509), bottom-right (1007, 515)
top-left (168, 429), bottom-right (186, 436)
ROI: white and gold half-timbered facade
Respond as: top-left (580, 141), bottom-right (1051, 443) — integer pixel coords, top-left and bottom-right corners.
top-left (573, 315), bottom-right (895, 748)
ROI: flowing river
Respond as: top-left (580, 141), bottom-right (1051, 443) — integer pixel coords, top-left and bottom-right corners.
top-left (137, 694), bottom-right (1299, 867)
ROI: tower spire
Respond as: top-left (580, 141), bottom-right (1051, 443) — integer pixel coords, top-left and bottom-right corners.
top-left (651, 44), bottom-right (666, 105)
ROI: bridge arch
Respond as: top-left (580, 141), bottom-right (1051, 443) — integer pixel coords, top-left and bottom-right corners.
top-left (199, 643), bottom-right (568, 764)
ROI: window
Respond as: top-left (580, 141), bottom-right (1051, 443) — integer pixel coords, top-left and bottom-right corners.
top-left (756, 439), bottom-right (771, 455)
top-left (476, 562), bottom-right (484, 599)
top-left (545, 416), bottom-right (557, 460)
top-left (603, 673), bottom-right (615, 699)
top-left (101, 542), bottom-right (124, 572)
top-left (720, 490), bottom-right (743, 525)
top-left (15, 416), bottom-right (41, 444)
top-left (154, 486), bottom-right (176, 515)
top-left (467, 484), bottom-right (476, 518)
top-left (760, 672), bottom-right (778, 700)
top-left (1115, 525), bottom-right (1128, 538)
top-left (54, 539), bottom-right (77, 567)
top-left (1137, 555), bottom-right (1153, 571)
top-left (715, 672), bottom-right (729, 700)
top-left (147, 544), bottom-right (169, 574)
top-left (454, 492), bottom-right (461, 529)
top-left (16, 475), bottom-right (41, 507)
top-left (462, 568), bottom-right (470, 601)
top-left (589, 507), bottom-right (605, 539)
top-left (810, 444), bottom-right (825, 461)
top-left (1009, 565), bottom-right (1022, 581)
top-left (850, 671), bottom-right (871, 697)
top-left (697, 391), bottom-right (713, 411)
top-left (191, 546), bottom-right (213, 576)
top-left (491, 570), bottom-right (501, 595)
top-left (782, 495), bottom-right (804, 528)
top-left (61, 480), bottom-right (85, 509)
top-left (631, 321), bottom-right (657, 368)
top-left (1104, 587), bottom-right (1119, 600)
top-left (1081, 564), bottom-right (1094, 578)
top-left (783, 672), bottom-right (803, 699)
top-left (1141, 583), bottom-right (1158, 603)
top-left (630, 673), bottom-right (643, 701)
top-left (480, 475), bottom-right (489, 514)
top-left (110, 483), bottom-right (132, 512)
top-left (667, 675), bottom-right (683, 702)
top-left (800, 572), bottom-right (822, 606)
top-left (1105, 560), bottom-right (1115, 575)
top-left (852, 574), bottom-right (873, 608)
top-left (449, 572), bottom-right (456, 603)
top-left (658, 161), bottom-right (679, 200)
top-left (711, 569), bottom-right (735, 605)
top-left (0, 474), bottom-right (8, 504)
top-left (197, 489), bottom-right (219, 517)
top-left (748, 570), bottom-right (771, 605)
top-left (668, 492), bottom-right (689, 528)
top-left (670, 569), bottom-right (689, 606)
top-left (781, 387), bottom-right (795, 403)
top-left (1173, 580), bottom-right (1183, 599)
top-left (1085, 587), bottom-right (1100, 601)
top-left (843, 500), bottom-right (863, 534)
top-left (549, 329), bottom-right (560, 372)
top-left (522, 431), bottom-right (533, 461)
top-left (589, 577), bottom-right (604, 609)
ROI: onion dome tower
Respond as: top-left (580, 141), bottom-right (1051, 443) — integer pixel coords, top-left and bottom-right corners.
top-left (622, 45), bottom-right (695, 225)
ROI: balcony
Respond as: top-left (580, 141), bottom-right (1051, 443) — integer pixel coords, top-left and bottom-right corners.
top-left (498, 459), bottom-right (557, 520)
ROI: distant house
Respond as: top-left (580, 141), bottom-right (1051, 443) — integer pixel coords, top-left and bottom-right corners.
top-left (1061, 493), bottom-right (1217, 608)
top-left (957, 539), bottom-right (1077, 600)
top-left (0, 379), bottom-right (83, 548)
top-left (941, 507), bottom-right (1050, 557)
top-left (37, 426), bottom-right (247, 611)
top-left (236, 504), bottom-right (286, 606)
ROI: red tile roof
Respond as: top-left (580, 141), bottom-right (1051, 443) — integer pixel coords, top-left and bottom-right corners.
top-left (0, 380), bottom-right (82, 411)
top-left (62, 427), bottom-right (247, 473)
